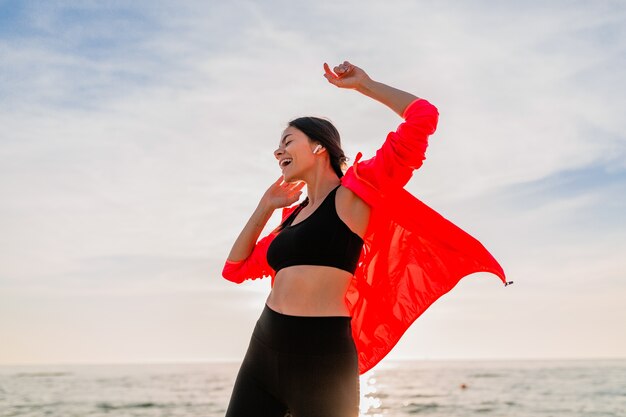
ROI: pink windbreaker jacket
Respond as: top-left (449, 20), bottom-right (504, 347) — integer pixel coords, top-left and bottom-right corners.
top-left (222, 98), bottom-right (507, 375)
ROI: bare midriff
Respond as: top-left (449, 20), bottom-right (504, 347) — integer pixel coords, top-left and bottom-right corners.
top-left (266, 265), bottom-right (354, 317)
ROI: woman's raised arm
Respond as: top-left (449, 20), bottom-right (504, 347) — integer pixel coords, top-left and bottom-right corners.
top-left (325, 60), bottom-right (439, 190)
top-left (323, 61), bottom-right (419, 118)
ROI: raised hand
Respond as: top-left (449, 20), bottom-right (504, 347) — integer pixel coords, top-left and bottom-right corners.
top-left (323, 61), bottom-right (372, 90)
top-left (261, 176), bottom-right (306, 210)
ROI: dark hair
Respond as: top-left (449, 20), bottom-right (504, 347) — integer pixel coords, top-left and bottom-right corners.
top-left (287, 116), bottom-right (348, 178)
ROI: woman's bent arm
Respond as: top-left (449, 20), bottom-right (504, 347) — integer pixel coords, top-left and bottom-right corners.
top-left (226, 201), bottom-right (274, 262)
top-left (226, 177), bottom-right (305, 262)
top-left (222, 179), bottom-right (304, 283)
top-left (325, 61), bottom-right (439, 191)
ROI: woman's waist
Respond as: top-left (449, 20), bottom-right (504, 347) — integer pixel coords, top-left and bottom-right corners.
top-left (268, 265), bottom-right (353, 317)
top-left (253, 303), bottom-right (355, 355)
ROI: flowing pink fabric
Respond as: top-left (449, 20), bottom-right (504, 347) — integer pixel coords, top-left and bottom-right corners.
top-left (222, 98), bottom-right (506, 374)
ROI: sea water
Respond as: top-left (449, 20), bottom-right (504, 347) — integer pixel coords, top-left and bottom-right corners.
top-left (0, 359), bottom-right (624, 416)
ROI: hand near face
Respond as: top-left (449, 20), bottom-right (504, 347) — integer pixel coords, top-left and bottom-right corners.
top-left (262, 176), bottom-right (306, 210)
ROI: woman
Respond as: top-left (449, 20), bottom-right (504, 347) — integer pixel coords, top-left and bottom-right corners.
top-left (222, 61), bottom-right (506, 417)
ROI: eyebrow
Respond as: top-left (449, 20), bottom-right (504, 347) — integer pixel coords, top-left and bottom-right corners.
top-left (281, 134), bottom-right (292, 144)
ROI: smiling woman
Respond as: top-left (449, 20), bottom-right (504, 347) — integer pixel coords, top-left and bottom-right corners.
top-left (221, 60), bottom-right (506, 417)
top-left (277, 116), bottom-right (348, 180)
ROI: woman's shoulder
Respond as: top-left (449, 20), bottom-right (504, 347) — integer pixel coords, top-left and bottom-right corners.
top-left (336, 185), bottom-right (371, 238)
top-left (336, 184), bottom-right (367, 205)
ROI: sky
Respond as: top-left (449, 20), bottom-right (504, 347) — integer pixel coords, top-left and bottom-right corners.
top-left (1, 0), bottom-right (625, 366)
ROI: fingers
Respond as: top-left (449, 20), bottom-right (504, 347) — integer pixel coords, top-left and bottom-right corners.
top-left (323, 61), bottom-right (356, 86)
top-left (286, 183), bottom-right (304, 203)
top-left (334, 61), bottom-right (353, 76)
top-left (286, 181), bottom-right (305, 191)
top-left (323, 62), bottom-right (336, 78)
top-left (323, 61), bottom-right (352, 76)
top-left (323, 62), bottom-right (339, 85)
top-left (276, 178), bottom-right (305, 190)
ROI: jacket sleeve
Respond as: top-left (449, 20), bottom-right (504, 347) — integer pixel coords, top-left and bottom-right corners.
top-left (356, 98), bottom-right (439, 190)
top-left (221, 232), bottom-right (276, 284)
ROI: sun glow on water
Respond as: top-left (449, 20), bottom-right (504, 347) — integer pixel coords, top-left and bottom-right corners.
top-left (359, 372), bottom-right (383, 416)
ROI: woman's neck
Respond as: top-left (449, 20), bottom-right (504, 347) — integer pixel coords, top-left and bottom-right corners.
top-left (302, 170), bottom-right (341, 207)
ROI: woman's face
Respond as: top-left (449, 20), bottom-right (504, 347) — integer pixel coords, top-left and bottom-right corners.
top-left (274, 126), bottom-right (318, 182)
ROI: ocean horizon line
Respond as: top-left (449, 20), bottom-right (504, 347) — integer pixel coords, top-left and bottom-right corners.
top-left (2, 356), bottom-right (625, 368)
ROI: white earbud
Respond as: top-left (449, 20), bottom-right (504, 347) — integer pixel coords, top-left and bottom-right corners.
top-left (312, 144), bottom-right (323, 154)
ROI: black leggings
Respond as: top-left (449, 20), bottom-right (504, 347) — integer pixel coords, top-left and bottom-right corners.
top-left (225, 304), bottom-right (360, 417)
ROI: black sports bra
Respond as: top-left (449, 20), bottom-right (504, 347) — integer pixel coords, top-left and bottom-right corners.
top-left (266, 185), bottom-right (364, 274)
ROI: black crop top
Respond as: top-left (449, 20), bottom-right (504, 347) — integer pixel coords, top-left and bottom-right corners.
top-left (266, 185), bottom-right (364, 274)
